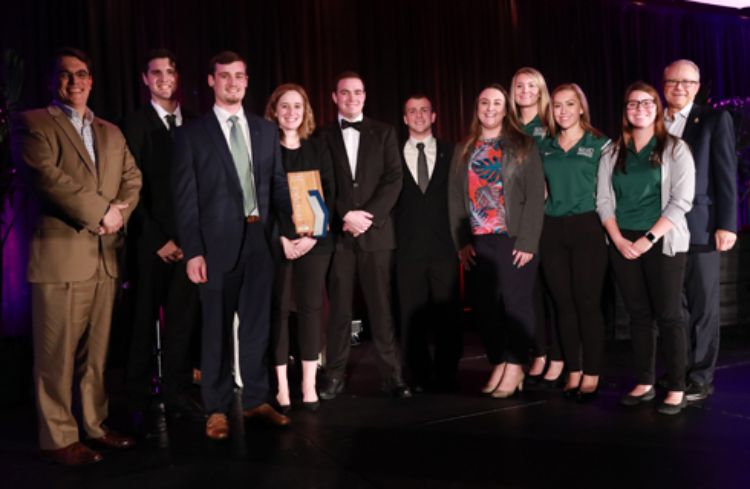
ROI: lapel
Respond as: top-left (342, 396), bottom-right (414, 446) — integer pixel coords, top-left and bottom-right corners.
top-left (247, 114), bottom-right (263, 188)
top-left (681, 104), bottom-right (703, 146)
top-left (328, 122), bottom-right (353, 181)
top-left (144, 103), bottom-right (170, 135)
top-left (204, 112), bottom-right (244, 205)
top-left (354, 117), bottom-right (373, 181)
top-left (47, 105), bottom-right (97, 178)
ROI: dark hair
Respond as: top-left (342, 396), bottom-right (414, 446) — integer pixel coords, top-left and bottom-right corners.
top-left (264, 83), bottom-right (316, 139)
top-left (403, 93), bottom-right (434, 114)
top-left (50, 47), bottom-right (92, 79)
top-left (613, 81), bottom-right (677, 174)
top-left (142, 48), bottom-right (178, 75)
top-left (208, 51), bottom-right (246, 75)
top-left (458, 83), bottom-right (533, 167)
top-left (333, 71), bottom-right (364, 91)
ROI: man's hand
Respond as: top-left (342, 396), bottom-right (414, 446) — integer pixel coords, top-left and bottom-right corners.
top-left (98, 202), bottom-right (129, 235)
top-left (156, 240), bottom-right (184, 263)
top-left (186, 255), bottom-right (207, 284)
top-left (715, 229), bottom-right (737, 252)
top-left (343, 210), bottom-right (373, 235)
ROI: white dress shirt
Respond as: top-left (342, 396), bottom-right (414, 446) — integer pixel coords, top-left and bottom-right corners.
top-left (338, 113), bottom-right (364, 177)
top-left (151, 100), bottom-right (183, 130)
top-left (664, 102), bottom-right (693, 138)
top-left (403, 135), bottom-right (437, 183)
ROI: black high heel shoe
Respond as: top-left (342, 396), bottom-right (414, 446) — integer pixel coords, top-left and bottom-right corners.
top-left (575, 387), bottom-right (599, 403)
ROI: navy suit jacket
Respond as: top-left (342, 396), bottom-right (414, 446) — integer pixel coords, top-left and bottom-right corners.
top-left (172, 110), bottom-right (290, 278)
top-left (681, 104), bottom-right (737, 247)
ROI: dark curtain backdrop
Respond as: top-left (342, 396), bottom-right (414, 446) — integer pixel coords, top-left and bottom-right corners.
top-left (2, 0), bottom-right (750, 334)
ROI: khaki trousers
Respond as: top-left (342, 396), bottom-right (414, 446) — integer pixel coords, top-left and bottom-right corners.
top-left (32, 260), bottom-right (115, 450)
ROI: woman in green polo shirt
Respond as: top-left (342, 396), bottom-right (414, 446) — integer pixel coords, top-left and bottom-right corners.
top-left (596, 82), bottom-right (695, 415)
top-left (510, 67), bottom-right (563, 385)
top-left (539, 83), bottom-right (610, 402)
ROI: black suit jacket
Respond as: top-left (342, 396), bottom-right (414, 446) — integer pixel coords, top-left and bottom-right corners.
top-left (319, 117), bottom-right (402, 251)
top-left (121, 104), bottom-right (193, 254)
top-left (681, 104), bottom-right (737, 247)
top-left (172, 110), bottom-right (291, 278)
top-left (395, 138), bottom-right (456, 261)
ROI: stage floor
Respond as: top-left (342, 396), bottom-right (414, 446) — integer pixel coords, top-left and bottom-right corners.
top-left (2, 328), bottom-right (750, 489)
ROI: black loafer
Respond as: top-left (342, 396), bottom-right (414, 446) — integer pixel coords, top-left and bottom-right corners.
top-left (657, 396), bottom-right (688, 415)
top-left (619, 388), bottom-right (656, 406)
top-left (319, 378), bottom-right (345, 401)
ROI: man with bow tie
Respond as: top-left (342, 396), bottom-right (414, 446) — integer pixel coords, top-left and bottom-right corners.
top-left (318, 72), bottom-right (411, 400)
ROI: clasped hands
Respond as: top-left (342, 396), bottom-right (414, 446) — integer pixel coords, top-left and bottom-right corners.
top-left (342, 210), bottom-right (373, 237)
top-left (614, 236), bottom-right (653, 260)
top-left (97, 202), bottom-right (129, 235)
top-left (280, 236), bottom-right (317, 260)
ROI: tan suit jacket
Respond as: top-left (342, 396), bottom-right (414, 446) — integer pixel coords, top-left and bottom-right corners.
top-left (14, 105), bottom-right (142, 282)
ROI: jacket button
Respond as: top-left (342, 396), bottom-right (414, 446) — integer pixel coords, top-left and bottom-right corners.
top-left (353, 182), bottom-right (359, 188)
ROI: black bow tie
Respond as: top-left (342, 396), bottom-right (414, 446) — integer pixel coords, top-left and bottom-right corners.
top-left (341, 119), bottom-right (362, 131)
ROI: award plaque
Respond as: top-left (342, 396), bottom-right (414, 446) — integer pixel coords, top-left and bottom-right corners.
top-left (286, 170), bottom-right (329, 237)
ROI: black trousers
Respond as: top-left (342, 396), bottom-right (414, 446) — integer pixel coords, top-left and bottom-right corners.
top-left (609, 230), bottom-right (687, 391)
top-left (683, 249), bottom-right (721, 386)
top-left (126, 250), bottom-right (200, 409)
top-left (199, 222), bottom-right (273, 413)
top-left (396, 256), bottom-right (462, 384)
top-left (271, 251), bottom-right (331, 365)
top-left (472, 234), bottom-right (538, 365)
top-left (540, 212), bottom-right (607, 374)
top-left (326, 247), bottom-right (402, 382)
top-left (531, 270), bottom-right (564, 362)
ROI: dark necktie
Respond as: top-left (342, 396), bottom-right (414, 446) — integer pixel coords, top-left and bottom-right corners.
top-left (416, 142), bottom-right (429, 193)
top-left (165, 114), bottom-right (177, 133)
top-left (341, 119), bottom-right (362, 131)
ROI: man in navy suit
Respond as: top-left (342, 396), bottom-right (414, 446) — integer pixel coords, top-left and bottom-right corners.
top-left (172, 51), bottom-right (291, 439)
top-left (662, 59), bottom-right (737, 402)
top-left (395, 94), bottom-right (461, 392)
top-left (122, 49), bottom-right (201, 425)
top-left (318, 72), bottom-right (411, 400)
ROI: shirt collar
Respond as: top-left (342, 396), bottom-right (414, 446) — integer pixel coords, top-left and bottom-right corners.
top-left (665, 102), bottom-right (693, 122)
top-left (338, 113), bottom-right (364, 125)
top-left (151, 99), bottom-right (182, 122)
top-left (213, 104), bottom-right (246, 125)
top-left (407, 134), bottom-right (435, 149)
top-left (54, 100), bottom-right (95, 124)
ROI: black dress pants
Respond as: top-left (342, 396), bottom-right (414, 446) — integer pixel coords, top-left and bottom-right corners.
top-left (609, 230), bottom-right (687, 391)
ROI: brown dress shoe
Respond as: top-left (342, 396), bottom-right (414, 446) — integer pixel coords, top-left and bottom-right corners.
top-left (206, 413), bottom-right (229, 440)
top-left (90, 431), bottom-right (136, 449)
top-left (42, 442), bottom-right (103, 466)
top-left (242, 402), bottom-right (290, 427)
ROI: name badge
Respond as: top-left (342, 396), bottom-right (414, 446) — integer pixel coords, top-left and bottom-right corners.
top-left (577, 147), bottom-right (594, 158)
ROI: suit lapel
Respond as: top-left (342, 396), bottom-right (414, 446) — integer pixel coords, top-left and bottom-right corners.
top-left (145, 103), bottom-right (169, 135)
top-left (354, 118), bottom-right (374, 181)
top-left (682, 104), bottom-right (702, 145)
top-left (247, 115), bottom-right (263, 188)
top-left (329, 124), bottom-right (353, 181)
top-left (204, 113), bottom-right (244, 204)
top-left (47, 105), bottom-right (97, 177)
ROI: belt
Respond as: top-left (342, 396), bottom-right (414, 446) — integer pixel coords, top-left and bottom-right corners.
top-left (246, 215), bottom-right (261, 224)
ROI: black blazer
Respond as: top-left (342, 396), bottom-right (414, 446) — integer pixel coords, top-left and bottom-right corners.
top-left (395, 139), bottom-right (456, 261)
top-left (681, 104), bottom-right (737, 247)
top-left (121, 104), bottom-right (193, 254)
top-left (172, 110), bottom-right (291, 276)
top-left (319, 117), bottom-right (402, 252)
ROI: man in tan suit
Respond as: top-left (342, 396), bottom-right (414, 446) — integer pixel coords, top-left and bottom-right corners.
top-left (12, 48), bottom-right (142, 466)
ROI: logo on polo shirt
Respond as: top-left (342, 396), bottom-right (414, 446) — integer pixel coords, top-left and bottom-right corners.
top-left (533, 127), bottom-right (546, 137)
top-left (577, 147), bottom-right (595, 158)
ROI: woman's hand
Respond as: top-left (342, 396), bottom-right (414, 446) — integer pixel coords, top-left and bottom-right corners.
top-left (458, 244), bottom-right (476, 270)
top-left (511, 249), bottom-right (534, 268)
top-left (614, 236), bottom-right (640, 260)
top-left (293, 237), bottom-right (317, 257)
top-left (280, 236), bottom-right (300, 260)
top-left (631, 236), bottom-right (654, 256)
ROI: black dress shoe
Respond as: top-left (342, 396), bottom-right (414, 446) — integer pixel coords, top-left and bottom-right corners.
top-left (575, 388), bottom-right (599, 403)
top-left (391, 383), bottom-right (413, 399)
top-left (619, 388), bottom-right (656, 406)
top-left (319, 378), bottom-right (345, 401)
top-left (562, 387), bottom-right (579, 400)
top-left (537, 377), bottom-right (564, 391)
top-left (685, 382), bottom-right (714, 403)
top-left (302, 400), bottom-right (320, 412)
top-left (657, 396), bottom-right (688, 415)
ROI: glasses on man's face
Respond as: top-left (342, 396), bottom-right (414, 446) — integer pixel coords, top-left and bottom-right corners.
top-left (664, 79), bottom-right (699, 88)
top-left (625, 99), bottom-right (656, 111)
top-left (58, 70), bottom-right (90, 81)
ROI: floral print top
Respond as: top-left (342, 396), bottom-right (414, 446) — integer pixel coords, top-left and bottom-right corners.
top-left (467, 138), bottom-right (508, 235)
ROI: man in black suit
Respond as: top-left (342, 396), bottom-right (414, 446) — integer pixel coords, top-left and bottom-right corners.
top-left (121, 49), bottom-right (201, 424)
top-left (172, 51), bottom-right (291, 439)
top-left (662, 59), bottom-right (737, 402)
top-left (318, 72), bottom-right (410, 400)
top-left (395, 95), bottom-right (461, 392)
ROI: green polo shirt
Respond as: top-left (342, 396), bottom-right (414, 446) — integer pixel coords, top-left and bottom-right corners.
top-left (612, 137), bottom-right (662, 231)
top-left (521, 115), bottom-right (547, 143)
top-left (540, 131), bottom-right (610, 217)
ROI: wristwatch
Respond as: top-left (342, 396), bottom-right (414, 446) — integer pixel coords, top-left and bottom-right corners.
top-left (644, 231), bottom-right (659, 244)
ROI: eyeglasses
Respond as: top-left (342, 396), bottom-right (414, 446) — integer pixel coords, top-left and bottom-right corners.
top-left (58, 70), bottom-right (90, 81)
top-left (625, 99), bottom-right (656, 110)
top-left (664, 79), bottom-right (699, 88)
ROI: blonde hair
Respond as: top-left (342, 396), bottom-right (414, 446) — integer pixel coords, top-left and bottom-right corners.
top-left (264, 83), bottom-right (316, 139)
top-left (509, 67), bottom-right (554, 133)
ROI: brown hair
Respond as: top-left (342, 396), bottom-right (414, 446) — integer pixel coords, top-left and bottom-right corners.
top-left (263, 83), bottom-right (316, 140)
top-left (549, 83), bottom-right (604, 138)
top-left (509, 67), bottom-right (554, 134)
top-left (613, 81), bottom-right (677, 173)
top-left (333, 71), bottom-right (364, 91)
top-left (208, 51), bottom-right (246, 75)
top-left (458, 83), bottom-right (533, 167)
